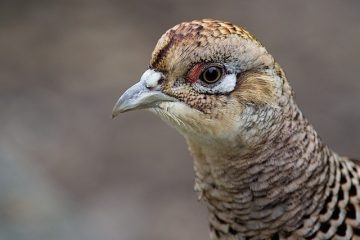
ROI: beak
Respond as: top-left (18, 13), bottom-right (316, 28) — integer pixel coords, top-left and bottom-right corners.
top-left (112, 80), bottom-right (176, 118)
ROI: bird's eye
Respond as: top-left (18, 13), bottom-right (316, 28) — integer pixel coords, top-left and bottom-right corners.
top-left (200, 66), bottom-right (222, 84)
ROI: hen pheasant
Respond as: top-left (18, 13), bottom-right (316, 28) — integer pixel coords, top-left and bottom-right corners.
top-left (112, 19), bottom-right (360, 240)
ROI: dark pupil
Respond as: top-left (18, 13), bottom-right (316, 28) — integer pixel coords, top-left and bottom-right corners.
top-left (204, 67), bottom-right (220, 83)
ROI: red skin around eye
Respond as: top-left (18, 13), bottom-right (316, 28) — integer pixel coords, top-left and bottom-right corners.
top-left (186, 63), bottom-right (205, 83)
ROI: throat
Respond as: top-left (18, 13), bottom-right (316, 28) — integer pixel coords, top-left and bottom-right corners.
top-left (185, 108), bottom-right (332, 238)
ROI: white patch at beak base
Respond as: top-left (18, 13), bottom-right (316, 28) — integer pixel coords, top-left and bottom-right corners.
top-left (140, 69), bottom-right (163, 89)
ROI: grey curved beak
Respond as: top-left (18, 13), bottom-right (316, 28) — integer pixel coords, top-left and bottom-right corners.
top-left (112, 81), bottom-right (176, 118)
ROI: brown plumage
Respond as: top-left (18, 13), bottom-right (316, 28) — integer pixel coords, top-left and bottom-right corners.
top-left (112, 19), bottom-right (360, 240)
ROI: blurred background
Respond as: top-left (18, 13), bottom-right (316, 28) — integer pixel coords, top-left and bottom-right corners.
top-left (1, 0), bottom-right (359, 239)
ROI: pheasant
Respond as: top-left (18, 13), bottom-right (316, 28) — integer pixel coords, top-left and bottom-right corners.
top-left (112, 19), bottom-right (360, 240)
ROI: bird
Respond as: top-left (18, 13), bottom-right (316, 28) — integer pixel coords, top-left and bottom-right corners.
top-left (112, 19), bottom-right (360, 240)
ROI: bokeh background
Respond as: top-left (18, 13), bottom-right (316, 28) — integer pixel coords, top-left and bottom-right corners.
top-left (1, 0), bottom-right (360, 239)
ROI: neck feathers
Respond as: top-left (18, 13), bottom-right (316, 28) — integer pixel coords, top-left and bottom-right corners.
top-left (187, 93), bottom-right (334, 238)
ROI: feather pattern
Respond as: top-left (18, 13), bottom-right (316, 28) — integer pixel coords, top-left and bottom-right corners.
top-left (116, 19), bottom-right (359, 240)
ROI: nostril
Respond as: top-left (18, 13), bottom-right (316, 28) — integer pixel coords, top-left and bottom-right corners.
top-left (158, 77), bottom-right (164, 85)
top-left (145, 75), bottom-right (163, 89)
top-left (146, 78), bottom-right (163, 90)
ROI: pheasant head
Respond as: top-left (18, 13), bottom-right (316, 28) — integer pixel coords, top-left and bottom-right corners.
top-left (112, 19), bottom-right (360, 240)
top-left (113, 19), bottom-right (291, 149)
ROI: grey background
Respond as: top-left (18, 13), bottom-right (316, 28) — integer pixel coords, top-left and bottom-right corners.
top-left (0, 0), bottom-right (359, 239)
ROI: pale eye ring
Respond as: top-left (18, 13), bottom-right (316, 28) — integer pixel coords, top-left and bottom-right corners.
top-left (200, 66), bottom-right (222, 84)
